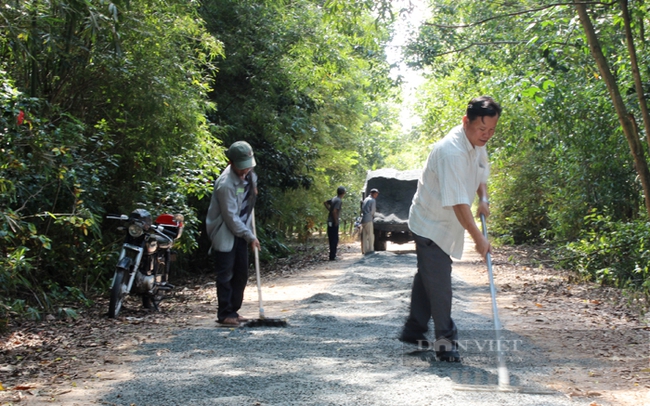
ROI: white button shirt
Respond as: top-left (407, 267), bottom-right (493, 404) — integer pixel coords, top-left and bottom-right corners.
top-left (408, 124), bottom-right (490, 259)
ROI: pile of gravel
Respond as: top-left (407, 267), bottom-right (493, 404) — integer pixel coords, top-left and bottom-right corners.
top-left (100, 251), bottom-right (592, 406)
top-left (363, 168), bottom-right (421, 226)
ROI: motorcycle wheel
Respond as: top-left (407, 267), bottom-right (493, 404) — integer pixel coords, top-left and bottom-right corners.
top-left (108, 270), bottom-right (127, 318)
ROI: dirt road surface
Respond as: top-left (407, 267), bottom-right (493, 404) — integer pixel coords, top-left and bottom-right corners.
top-left (1, 235), bottom-right (648, 405)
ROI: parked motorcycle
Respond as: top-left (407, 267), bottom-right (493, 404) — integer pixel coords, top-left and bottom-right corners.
top-left (106, 209), bottom-right (184, 318)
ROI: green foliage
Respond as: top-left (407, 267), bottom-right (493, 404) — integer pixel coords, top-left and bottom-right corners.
top-left (198, 0), bottom-right (398, 245)
top-left (0, 0), bottom-right (226, 318)
top-left (405, 0), bottom-right (650, 299)
top-left (0, 71), bottom-right (110, 316)
top-left (0, 0), bottom-right (401, 319)
top-left (489, 144), bottom-right (550, 244)
top-left (408, 0), bottom-right (646, 237)
top-left (3, 0), bottom-right (647, 318)
top-left (559, 212), bottom-right (650, 292)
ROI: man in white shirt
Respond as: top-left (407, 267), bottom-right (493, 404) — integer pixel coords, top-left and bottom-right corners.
top-left (399, 96), bottom-right (501, 362)
top-left (360, 188), bottom-right (379, 254)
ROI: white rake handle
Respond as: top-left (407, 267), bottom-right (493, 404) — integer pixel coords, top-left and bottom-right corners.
top-left (480, 213), bottom-right (510, 387)
top-left (252, 210), bottom-right (265, 319)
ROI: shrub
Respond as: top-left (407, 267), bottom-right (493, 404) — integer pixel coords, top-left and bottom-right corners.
top-left (558, 212), bottom-right (650, 295)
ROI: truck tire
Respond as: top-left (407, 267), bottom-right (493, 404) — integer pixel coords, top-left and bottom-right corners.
top-left (374, 230), bottom-right (387, 251)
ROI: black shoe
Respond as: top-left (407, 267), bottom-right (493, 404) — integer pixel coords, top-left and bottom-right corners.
top-left (436, 349), bottom-right (461, 362)
top-left (398, 331), bottom-right (429, 346)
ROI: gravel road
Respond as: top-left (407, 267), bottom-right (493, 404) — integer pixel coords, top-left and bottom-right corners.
top-left (97, 242), bottom-right (599, 406)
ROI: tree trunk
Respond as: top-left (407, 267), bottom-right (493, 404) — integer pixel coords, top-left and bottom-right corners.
top-left (619, 0), bottom-right (650, 154)
top-left (576, 2), bottom-right (650, 218)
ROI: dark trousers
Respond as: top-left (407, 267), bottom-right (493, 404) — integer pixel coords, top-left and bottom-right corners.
top-left (327, 224), bottom-right (339, 260)
top-left (403, 233), bottom-right (458, 342)
top-left (214, 237), bottom-right (249, 322)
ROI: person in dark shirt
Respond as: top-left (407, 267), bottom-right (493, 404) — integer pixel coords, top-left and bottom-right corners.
top-left (323, 186), bottom-right (346, 260)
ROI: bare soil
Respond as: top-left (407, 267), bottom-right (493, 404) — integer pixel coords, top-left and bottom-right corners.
top-left (460, 244), bottom-right (650, 406)
top-left (0, 238), bottom-right (648, 405)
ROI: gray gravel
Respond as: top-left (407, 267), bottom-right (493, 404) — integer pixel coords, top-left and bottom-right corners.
top-left (101, 251), bottom-right (597, 406)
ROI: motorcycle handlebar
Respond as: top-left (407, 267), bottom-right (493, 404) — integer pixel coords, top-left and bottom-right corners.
top-left (106, 214), bottom-right (176, 243)
top-left (106, 214), bottom-right (129, 221)
top-left (151, 224), bottom-right (174, 243)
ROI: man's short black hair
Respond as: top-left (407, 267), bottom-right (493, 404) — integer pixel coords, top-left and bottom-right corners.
top-left (337, 186), bottom-right (346, 195)
top-left (466, 96), bottom-right (502, 122)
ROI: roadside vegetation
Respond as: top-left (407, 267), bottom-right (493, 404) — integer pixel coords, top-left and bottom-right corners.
top-left (1, 0), bottom-right (649, 325)
top-left (404, 0), bottom-right (650, 312)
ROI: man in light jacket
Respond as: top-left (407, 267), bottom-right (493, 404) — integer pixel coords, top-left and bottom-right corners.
top-left (206, 141), bottom-right (260, 326)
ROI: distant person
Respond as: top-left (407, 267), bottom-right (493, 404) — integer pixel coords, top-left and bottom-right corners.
top-left (399, 96), bottom-right (501, 362)
top-left (360, 188), bottom-right (379, 254)
top-left (206, 141), bottom-right (260, 326)
top-left (324, 186), bottom-right (346, 260)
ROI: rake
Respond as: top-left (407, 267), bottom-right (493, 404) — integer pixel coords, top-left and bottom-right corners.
top-left (452, 214), bottom-right (553, 394)
top-left (243, 209), bottom-right (288, 328)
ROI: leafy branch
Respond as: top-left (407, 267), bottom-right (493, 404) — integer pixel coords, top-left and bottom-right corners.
top-left (424, 1), bottom-right (616, 29)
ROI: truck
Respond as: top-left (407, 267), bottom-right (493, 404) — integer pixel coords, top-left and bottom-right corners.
top-left (362, 168), bottom-right (422, 251)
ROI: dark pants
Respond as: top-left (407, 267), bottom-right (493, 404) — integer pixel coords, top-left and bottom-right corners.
top-left (214, 237), bottom-right (249, 322)
top-left (327, 223), bottom-right (339, 260)
top-left (403, 233), bottom-right (458, 342)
